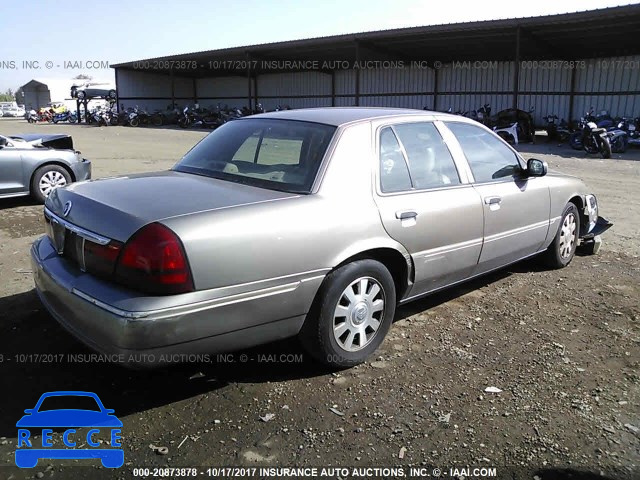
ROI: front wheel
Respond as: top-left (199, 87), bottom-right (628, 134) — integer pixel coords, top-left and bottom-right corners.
top-left (129, 117), bottom-right (139, 127)
top-left (299, 260), bottom-right (396, 368)
top-left (541, 203), bottom-right (580, 269)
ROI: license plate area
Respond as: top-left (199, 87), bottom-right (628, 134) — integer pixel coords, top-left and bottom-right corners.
top-left (45, 216), bottom-right (66, 255)
top-left (44, 215), bottom-right (86, 271)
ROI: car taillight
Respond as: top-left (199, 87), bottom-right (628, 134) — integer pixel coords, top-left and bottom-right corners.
top-left (84, 240), bottom-right (123, 277)
top-left (114, 223), bottom-right (194, 295)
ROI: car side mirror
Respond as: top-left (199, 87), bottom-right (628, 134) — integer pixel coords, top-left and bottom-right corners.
top-left (527, 158), bottom-right (547, 177)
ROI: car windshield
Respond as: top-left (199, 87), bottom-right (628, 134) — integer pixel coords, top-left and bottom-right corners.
top-left (174, 118), bottom-right (336, 193)
top-left (37, 395), bottom-right (102, 412)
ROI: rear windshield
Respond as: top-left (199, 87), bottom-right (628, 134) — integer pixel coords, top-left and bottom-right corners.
top-left (174, 118), bottom-right (336, 193)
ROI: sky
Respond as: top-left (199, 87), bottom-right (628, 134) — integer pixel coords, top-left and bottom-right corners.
top-left (0, 0), bottom-right (636, 91)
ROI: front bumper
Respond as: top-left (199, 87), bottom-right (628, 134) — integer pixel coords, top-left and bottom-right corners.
top-left (582, 216), bottom-right (613, 240)
top-left (70, 158), bottom-right (91, 182)
top-left (31, 237), bottom-right (318, 366)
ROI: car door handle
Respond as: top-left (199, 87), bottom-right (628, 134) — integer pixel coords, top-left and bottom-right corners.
top-left (484, 196), bottom-right (502, 205)
top-left (395, 210), bottom-right (418, 220)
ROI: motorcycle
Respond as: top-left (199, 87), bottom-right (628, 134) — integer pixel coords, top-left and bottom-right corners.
top-left (606, 125), bottom-right (628, 153)
top-left (91, 108), bottom-right (110, 126)
top-left (179, 105), bottom-right (225, 129)
top-left (475, 104), bottom-right (492, 126)
top-left (569, 111), bottom-right (612, 158)
top-left (127, 106), bottom-right (151, 127)
top-left (52, 111), bottom-right (77, 124)
top-left (618, 117), bottom-right (640, 146)
top-left (26, 110), bottom-right (39, 123)
top-left (151, 107), bottom-right (180, 126)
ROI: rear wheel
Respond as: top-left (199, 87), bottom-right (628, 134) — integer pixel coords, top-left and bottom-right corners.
top-left (541, 203), bottom-right (580, 269)
top-left (299, 260), bottom-right (396, 368)
top-left (31, 165), bottom-right (72, 203)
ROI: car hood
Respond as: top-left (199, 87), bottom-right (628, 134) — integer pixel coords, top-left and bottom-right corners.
top-left (10, 134), bottom-right (74, 150)
top-left (16, 410), bottom-right (122, 428)
top-left (46, 170), bottom-right (297, 242)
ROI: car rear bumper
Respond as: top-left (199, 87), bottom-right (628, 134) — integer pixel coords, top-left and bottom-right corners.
top-left (31, 237), bottom-right (320, 367)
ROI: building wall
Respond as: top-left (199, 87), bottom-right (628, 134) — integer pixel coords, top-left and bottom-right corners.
top-left (115, 54), bottom-right (640, 122)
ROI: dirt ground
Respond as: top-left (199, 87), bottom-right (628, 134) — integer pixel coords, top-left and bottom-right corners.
top-left (0, 118), bottom-right (638, 480)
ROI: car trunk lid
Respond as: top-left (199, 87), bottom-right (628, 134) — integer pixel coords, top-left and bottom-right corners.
top-left (45, 170), bottom-right (297, 242)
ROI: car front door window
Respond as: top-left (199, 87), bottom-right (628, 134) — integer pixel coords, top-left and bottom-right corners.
top-left (446, 122), bottom-right (521, 183)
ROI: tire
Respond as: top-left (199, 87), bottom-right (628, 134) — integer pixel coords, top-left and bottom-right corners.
top-left (541, 203), bottom-right (580, 269)
top-left (31, 165), bottom-right (72, 204)
top-left (600, 137), bottom-right (612, 159)
top-left (299, 259), bottom-right (396, 368)
top-left (569, 132), bottom-right (582, 150)
top-left (129, 117), bottom-right (140, 127)
top-left (151, 114), bottom-right (163, 126)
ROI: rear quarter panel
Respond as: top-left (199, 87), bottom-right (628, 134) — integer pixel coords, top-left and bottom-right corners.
top-left (162, 122), bottom-right (408, 292)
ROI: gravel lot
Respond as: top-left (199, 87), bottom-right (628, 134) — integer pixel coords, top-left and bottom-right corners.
top-left (0, 118), bottom-right (638, 480)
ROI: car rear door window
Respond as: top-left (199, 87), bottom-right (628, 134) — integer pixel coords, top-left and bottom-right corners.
top-left (379, 127), bottom-right (412, 193)
top-left (393, 122), bottom-right (460, 189)
top-left (446, 122), bottom-right (521, 183)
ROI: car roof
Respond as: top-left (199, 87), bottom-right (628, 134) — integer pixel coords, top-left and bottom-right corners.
top-left (252, 107), bottom-right (460, 127)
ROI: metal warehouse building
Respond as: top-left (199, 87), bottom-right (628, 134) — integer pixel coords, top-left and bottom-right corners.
top-left (112, 5), bottom-right (640, 125)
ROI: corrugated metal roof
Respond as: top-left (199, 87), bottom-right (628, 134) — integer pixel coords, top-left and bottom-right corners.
top-left (112, 4), bottom-right (640, 69)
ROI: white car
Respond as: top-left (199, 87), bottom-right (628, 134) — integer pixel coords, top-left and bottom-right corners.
top-left (2, 107), bottom-right (25, 117)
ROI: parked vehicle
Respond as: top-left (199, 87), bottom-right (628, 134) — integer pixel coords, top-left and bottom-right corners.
top-left (71, 83), bottom-right (117, 100)
top-left (543, 114), bottom-right (571, 142)
top-left (570, 111), bottom-right (613, 158)
top-left (52, 111), bottom-right (78, 124)
top-left (3, 106), bottom-right (26, 117)
top-left (493, 107), bottom-right (535, 143)
top-left (606, 123), bottom-right (628, 153)
top-left (0, 133), bottom-right (90, 203)
top-left (26, 110), bottom-right (39, 123)
top-left (37, 108), bottom-right (53, 123)
top-left (127, 106), bottom-right (151, 127)
top-left (32, 108), bottom-right (611, 368)
top-left (151, 107), bottom-right (180, 126)
top-left (618, 117), bottom-right (640, 146)
top-left (178, 106), bottom-right (223, 129)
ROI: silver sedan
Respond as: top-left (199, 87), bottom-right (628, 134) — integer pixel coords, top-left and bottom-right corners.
top-left (0, 134), bottom-right (91, 203)
top-left (31, 108), bottom-right (611, 367)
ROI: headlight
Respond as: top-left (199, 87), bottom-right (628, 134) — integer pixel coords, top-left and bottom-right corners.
top-left (585, 194), bottom-right (598, 232)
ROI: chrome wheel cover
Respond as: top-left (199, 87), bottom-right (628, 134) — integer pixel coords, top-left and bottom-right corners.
top-left (559, 212), bottom-right (577, 259)
top-left (333, 276), bottom-right (385, 352)
top-left (39, 171), bottom-right (67, 197)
